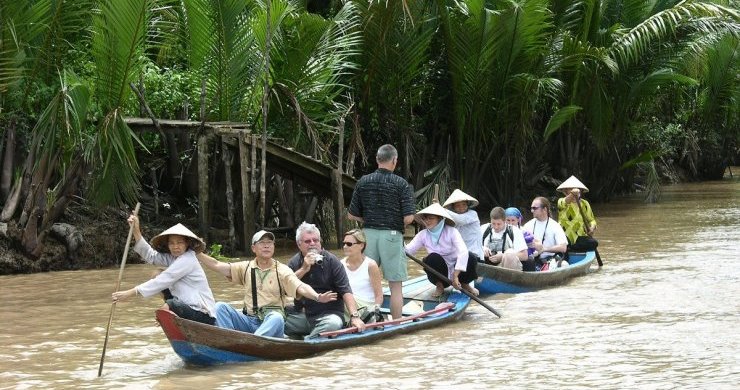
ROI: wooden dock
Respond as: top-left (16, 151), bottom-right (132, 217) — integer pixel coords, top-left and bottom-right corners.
top-left (125, 118), bottom-right (356, 250)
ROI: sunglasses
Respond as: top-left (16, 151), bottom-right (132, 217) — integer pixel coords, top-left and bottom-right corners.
top-left (343, 241), bottom-right (360, 247)
top-left (530, 206), bottom-right (541, 210)
top-left (302, 238), bottom-right (320, 244)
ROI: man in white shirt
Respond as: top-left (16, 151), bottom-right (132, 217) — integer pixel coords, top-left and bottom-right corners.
top-left (522, 196), bottom-right (568, 271)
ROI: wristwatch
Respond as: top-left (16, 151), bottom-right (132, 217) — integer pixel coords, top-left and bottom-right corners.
top-left (350, 311), bottom-right (360, 318)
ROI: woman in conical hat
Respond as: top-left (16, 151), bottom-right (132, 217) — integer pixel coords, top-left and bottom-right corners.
top-left (405, 203), bottom-right (479, 297)
top-left (443, 189), bottom-right (483, 261)
top-left (111, 216), bottom-right (216, 325)
top-left (556, 175), bottom-right (598, 248)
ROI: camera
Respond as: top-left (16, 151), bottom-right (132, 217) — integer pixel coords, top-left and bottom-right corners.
top-left (308, 248), bottom-right (324, 265)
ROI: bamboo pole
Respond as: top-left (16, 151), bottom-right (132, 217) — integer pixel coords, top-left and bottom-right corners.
top-left (98, 202), bottom-right (141, 377)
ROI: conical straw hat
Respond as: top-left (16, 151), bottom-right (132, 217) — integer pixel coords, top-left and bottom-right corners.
top-left (443, 189), bottom-right (479, 209)
top-left (150, 223), bottom-right (206, 253)
top-left (417, 202), bottom-right (455, 226)
top-left (556, 175), bottom-right (589, 193)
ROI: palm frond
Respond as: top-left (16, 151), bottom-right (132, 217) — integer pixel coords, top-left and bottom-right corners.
top-left (91, 0), bottom-right (153, 109)
top-left (610, 1), bottom-right (739, 71)
top-left (544, 104), bottom-right (582, 140)
top-left (628, 68), bottom-right (698, 101)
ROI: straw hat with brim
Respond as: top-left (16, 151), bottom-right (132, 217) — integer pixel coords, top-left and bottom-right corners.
top-left (557, 175), bottom-right (589, 193)
top-left (417, 203), bottom-right (456, 227)
top-left (443, 189), bottom-right (479, 209)
top-left (150, 223), bottom-right (206, 253)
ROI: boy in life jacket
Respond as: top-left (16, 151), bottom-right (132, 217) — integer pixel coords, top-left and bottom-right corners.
top-left (482, 207), bottom-right (529, 270)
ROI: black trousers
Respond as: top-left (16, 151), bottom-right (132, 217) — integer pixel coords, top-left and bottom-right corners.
top-left (166, 297), bottom-right (216, 325)
top-left (423, 252), bottom-right (478, 287)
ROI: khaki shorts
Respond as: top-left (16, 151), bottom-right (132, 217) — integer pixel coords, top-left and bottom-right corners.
top-left (363, 228), bottom-right (407, 282)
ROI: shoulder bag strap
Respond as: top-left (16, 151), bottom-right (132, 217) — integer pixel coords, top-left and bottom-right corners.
top-left (250, 266), bottom-right (259, 315)
top-left (482, 225), bottom-right (492, 245)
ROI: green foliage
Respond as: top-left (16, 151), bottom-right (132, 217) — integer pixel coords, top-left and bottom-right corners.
top-left (628, 118), bottom-right (696, 161)
top-left (124, 60), bottom-right (201, 119)
top-left (208, 243), bottom-right (239, 262)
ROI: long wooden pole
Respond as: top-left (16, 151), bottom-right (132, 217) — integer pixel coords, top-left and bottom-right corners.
top-left (405, 253), bottom-right (502, 318)
top-left (575, 198), bottom-right (603, 267)
top-left (98, 202), bottom-right (141, 377)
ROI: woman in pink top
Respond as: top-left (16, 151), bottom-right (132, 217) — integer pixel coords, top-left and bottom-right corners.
top-left (405, 203), bottom-right (479, 298)
top-left (340, 229), bottom-right (383, 322)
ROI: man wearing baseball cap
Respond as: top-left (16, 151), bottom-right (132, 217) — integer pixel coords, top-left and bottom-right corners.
top-left (197, 230), bottom-right (337, 337)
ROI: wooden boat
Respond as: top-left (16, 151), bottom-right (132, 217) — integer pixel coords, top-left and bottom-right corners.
top-left (475, 251), bottom-right (597, 295)
top-left (156, 276), bottom-right (470, 365)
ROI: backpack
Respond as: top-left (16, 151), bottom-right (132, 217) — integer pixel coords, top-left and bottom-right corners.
top-left (482, 225), bottom-right (514, 253)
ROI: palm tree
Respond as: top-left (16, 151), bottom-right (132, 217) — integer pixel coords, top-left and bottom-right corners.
top-left (435, 0), bottom-right (560, 205)
top-left (1, 0), bottom-right (151, 257)
top-left (547, 0), bottom-right (738, 194)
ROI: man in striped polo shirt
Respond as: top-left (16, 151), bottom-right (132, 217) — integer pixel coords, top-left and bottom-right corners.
top-left (348, 144), bottom-right (416, 320)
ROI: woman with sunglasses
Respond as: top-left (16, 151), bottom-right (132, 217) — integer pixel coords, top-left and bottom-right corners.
top-left (340, 229), bottom-right (384, 322)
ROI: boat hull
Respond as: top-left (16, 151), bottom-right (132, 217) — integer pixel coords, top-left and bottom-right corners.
top-left (476, 251), bottom-right (597, 295)
top-left (156, 276), bottom-right (470, 365)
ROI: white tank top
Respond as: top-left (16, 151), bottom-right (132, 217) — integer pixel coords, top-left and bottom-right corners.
top-left (342, 256), bottom-right (376, 303)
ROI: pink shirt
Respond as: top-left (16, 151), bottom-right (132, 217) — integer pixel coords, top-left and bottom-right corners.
top-left (405, 225), bottom-right (469, 280)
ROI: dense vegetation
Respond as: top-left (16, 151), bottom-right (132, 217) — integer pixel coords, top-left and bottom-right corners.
top-left (0, 0), bottom-right (738, 260)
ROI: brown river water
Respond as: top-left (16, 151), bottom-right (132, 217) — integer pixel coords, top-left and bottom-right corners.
top-left (1, 179), bottom-right (738, 389)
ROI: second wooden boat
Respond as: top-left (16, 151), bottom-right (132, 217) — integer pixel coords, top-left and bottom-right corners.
top-left (475, 251), bottom-right (597, 294)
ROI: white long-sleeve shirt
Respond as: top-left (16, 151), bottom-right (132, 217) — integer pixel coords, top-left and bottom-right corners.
top-left (133, 238), bottom-right (216, 317)
top-left (447, 209), bottom-right (483, 259)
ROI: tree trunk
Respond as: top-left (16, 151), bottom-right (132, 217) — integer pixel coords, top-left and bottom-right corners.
top-left (1, 120), bottom-right (16, 200)
top-left (49, 223), bottom-right (83, 261)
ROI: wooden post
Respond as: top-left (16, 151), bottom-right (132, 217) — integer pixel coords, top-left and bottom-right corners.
top-left (197, 134), bottom-right (210, 243)
top-left (222, 137), bottom-right (236, 250)
top-left (250, 134), bottom-right (257, 193)
top-left (333, 112), bottom-right (347, 248)
top-left (331, 169), bottom-right (344, 249)
top-left (239, 131), bottom-right (254, 250)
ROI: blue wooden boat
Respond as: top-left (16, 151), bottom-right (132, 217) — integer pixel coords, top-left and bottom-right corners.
top-left (156, 276), bottom-right (469, 365)
top-left (475, 251), bottom-right (597, 295)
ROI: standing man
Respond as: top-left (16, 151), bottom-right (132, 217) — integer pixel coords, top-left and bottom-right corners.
top-left (197, 230), bottom-right (337, 337)
top-left (285, 222), bottom-right (366, 339)
top-left (348, 144), bottom-right (416, 320)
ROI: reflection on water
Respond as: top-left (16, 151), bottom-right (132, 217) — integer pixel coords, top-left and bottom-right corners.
top-left (1, 179), bottom-right (739, 389)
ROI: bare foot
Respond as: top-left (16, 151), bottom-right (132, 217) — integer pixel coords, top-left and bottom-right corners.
top-left (461, 283), bottom-right (479, 297)
top-left (432, 284), bottom-right (445, 298)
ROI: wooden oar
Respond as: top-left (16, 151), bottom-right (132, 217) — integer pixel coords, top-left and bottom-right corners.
top-left (319, 302), bottom-right (456, 338)
top-left (575, 198), bottom-right (603, 267)
top-left (406, 253), bottom-right (502, 318)
top-left (98, 202), bottom-right (140, 377)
